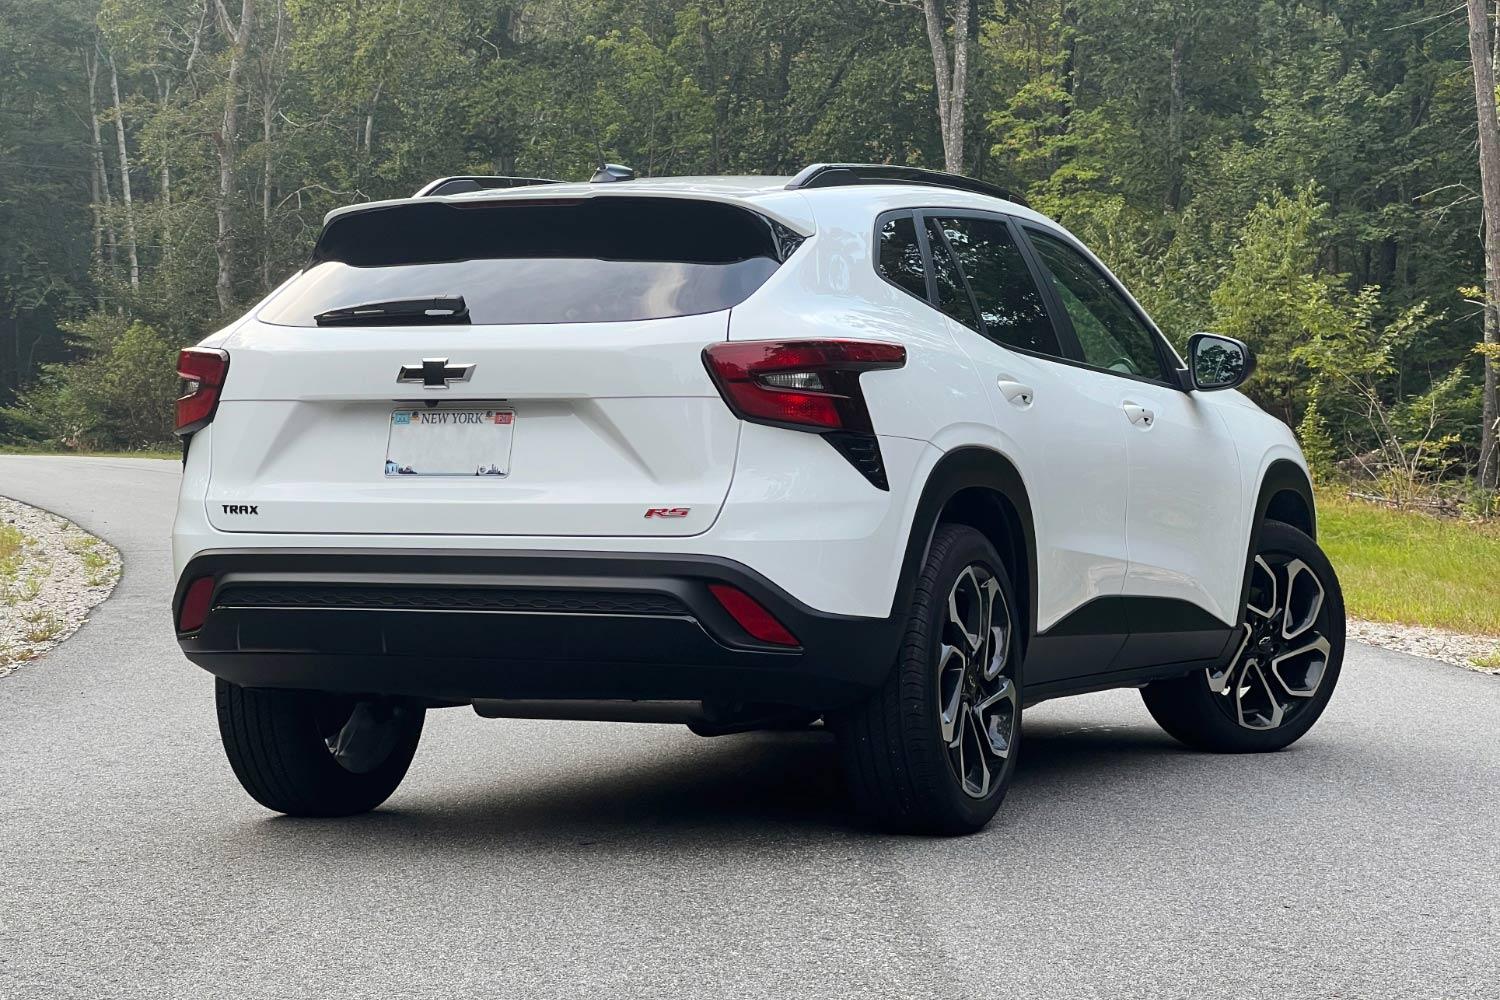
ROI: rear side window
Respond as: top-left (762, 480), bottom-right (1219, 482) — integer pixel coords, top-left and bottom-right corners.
top-left (925, 220), bottom-right (981, 331)
top-left (876, 215), bottom-right (929, 301)
top-left (260, 197), bottom-right (799, 326)
top-left (932, 217), bottom-right (1060, 357)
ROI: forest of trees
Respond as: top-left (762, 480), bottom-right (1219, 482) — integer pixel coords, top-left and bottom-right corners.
top-left (0, 0), bottom-right (1497, 508)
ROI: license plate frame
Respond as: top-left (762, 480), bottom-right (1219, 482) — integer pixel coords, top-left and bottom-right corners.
top-left (384, 406), bottom-right (516, 478)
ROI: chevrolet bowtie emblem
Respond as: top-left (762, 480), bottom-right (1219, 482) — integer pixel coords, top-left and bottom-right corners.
top-left (397, 358), bottom-right (475, 389)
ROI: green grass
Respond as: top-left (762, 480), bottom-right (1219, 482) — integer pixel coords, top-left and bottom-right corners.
top-left (68, 536), bottom-right (117, 588)
top-left (1318, 491), bottom-right (1500, 637)
top-left (0, 446), bottom-right (178, 460)
top-left (0, 522), bottom-right (23, 582)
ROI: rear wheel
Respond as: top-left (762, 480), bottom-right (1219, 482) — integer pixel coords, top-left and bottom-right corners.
top-left (1141, 521), bottom-right (1344, 752)
top-left (216, 680), bottom-right (425, 816)
top-left (835, 524), bottom-right (1022, 835)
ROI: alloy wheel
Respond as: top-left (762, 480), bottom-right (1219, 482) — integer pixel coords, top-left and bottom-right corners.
top-left (937, 564), bottom-right (1018, 798)
top-left (1207, 553), bottom-right (1332, 731)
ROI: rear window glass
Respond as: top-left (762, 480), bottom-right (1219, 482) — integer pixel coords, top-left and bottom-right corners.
top-left (259, 197), bottom-right (799, 326)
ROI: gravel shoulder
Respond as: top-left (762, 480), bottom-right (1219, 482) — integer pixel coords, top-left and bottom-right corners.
top-left (1348, 617), bottom-right (1500, 673)
top-left (0, 495), bottom-right (121, 676)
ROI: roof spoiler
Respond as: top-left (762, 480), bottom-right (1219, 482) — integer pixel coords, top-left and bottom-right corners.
top-left (785, 164), bottom-right (1027, 207)
top-left (413, 176), bottom-right (562, 197)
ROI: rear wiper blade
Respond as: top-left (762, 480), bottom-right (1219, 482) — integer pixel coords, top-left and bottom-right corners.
top-left (314, 296), bottom-right (470, 326)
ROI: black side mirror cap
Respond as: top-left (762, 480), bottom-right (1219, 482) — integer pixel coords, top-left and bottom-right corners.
top-left (1186, 333), bottom-right (1256, 392)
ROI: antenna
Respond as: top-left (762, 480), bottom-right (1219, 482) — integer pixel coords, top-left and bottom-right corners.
top-left (591, 163), bottom-right (636, 183)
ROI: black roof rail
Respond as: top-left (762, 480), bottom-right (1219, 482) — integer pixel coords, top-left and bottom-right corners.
top-left (413, 175), bottom-right (562, 198)
top-left (785, 163), bottom-right (1027, 206)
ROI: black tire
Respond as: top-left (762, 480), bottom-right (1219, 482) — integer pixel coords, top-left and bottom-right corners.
top-left (833, 524), bottom-right (1023, 835)
top-left (1141, 520), bottom-right (1345, 753)
top-left (215, 680), bottom-right (425, 816)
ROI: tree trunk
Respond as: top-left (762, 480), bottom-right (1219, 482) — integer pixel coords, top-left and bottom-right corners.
top-left (107, 54), bottom-right (140, 291)
top-left (155, 72), bottom-right (174, 290)
top-left (1466, 0), bottom-right (1500, 489)
top-left (1166, 32), bottom-right (1186, 212)
top-left (919, 0), bottom-right (969, 173)
top-left (262, 89), bottom-right (274, 289)
top-left (215, 0), bottom-right (256, 314)
top-left (83, 48), bottom-right (110, 273)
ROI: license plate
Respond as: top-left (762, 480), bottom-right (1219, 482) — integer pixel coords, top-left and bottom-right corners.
top-left (385, 407), bottom-right (515, 477)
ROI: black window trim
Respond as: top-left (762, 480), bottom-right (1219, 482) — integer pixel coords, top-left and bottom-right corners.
top-left (1017, 222), bottom-right (1190, 392)
top-left (869, 206), bottom-right (1189, 392)
top-left (918, 209), bottom-right (1073, 362)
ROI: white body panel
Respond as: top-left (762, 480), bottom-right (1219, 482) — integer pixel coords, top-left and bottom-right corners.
top-left (174, 178), bottom-right (1308, 634)
top-left (204, 314), bottom-right (737, 537)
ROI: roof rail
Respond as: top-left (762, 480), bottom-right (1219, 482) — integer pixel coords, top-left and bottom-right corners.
top-left (785, 163), bottom-right (1027, 206)
top-left (413, 175), bottom-right (562, 198)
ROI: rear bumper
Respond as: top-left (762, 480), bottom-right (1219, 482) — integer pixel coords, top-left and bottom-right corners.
top-left (174, 549), bottom-right (900, 710)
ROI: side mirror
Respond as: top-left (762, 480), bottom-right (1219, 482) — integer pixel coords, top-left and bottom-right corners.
top-left (1186, 333), bottom-right (1256, 392)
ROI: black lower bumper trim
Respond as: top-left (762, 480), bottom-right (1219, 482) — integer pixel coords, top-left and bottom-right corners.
top-left (175, 549), bottom-right (899, 710)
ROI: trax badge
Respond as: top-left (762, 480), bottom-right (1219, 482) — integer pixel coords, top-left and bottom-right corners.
top-left (221, 504), bottom-right (258, 515)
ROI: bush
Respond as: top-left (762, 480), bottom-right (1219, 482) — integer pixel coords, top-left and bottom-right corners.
top-left (3, 312), bottom-right (179, 451)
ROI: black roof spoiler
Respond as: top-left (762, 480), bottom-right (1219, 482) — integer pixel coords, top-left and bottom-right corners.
top-left (413, 176), bottom-right (562, 198)
top-left (785, 164), bottom-right (1027, 207)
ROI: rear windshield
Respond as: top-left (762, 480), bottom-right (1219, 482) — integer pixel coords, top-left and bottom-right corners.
top-left (259, 197), bottom-right (800, 326)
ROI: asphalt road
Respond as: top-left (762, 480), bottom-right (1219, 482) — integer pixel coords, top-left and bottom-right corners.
top-left (1, 455), bottom-right (1497, 999)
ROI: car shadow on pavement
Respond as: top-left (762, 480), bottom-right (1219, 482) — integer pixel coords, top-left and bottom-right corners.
top-left (247, 719), bottom-right (1205, 849)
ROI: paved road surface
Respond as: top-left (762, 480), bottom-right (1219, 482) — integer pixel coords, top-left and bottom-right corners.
top-left (1, 456), bottom-right (1497, 999)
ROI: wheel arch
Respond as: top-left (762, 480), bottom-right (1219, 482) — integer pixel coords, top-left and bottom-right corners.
top-left (1238, 459), bottom-right (1317, 615)
top-left (1255, 459), bottom-right (1316, 539)
top-left (896, 447), bottom-right (1039, 650)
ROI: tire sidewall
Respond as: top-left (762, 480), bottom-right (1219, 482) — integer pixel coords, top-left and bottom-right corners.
top-left (914, 526), bottom-right (1024, 829)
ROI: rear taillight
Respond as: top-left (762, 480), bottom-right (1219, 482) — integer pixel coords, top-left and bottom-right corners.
top-left (175, 348), bottom-right (230, 435)
top-left (177, 576), bottom-right (215, 632)
top-left (701, 340), bottom-right (905, 433)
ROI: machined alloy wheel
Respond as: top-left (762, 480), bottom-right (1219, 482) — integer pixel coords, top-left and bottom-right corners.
top-left (1207, 554), bottom-right (1332, 731)
top-left (836, 524), bottom-right (1023, 835)
top-left (938, 564), bottom-right (1019, 798)
top-left (1141, 520), bottom-right (1344, 753)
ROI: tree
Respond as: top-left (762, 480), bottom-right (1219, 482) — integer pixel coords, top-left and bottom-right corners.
top-left (886, 0), bottom-right (971, 172)
top-left (1465, 0), bottom-right (1500, 489)
top-left (213, 0), bottom-right (255, 313)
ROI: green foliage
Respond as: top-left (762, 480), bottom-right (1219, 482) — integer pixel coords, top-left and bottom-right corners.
top-left (1209, 186), bottom-right (1348, 422)
top-left (0, 0), bottom-right (1491, 482)
top-left (6, 314), bottom-right (179, 450)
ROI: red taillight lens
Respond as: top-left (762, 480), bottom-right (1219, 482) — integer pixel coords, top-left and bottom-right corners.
top-left (177, 576), bottom-right (215, 632)
top-left (175, 348), bottom-right (230, 435)
top-left (708, 583), bottom-right (799, 647)
top-left (702, 340), bottom-right (906, 433)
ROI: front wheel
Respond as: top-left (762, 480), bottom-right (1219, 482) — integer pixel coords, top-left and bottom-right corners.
top-left (1141, 520), bottom-right (1345, 753)
top-left (834, 524), bottom-right (1022, 835)
top-left (216, 680), bottom-right (425, 816)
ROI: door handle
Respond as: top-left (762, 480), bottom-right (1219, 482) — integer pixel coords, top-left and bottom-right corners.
top-left (996, 378), bottom-right (1035, 407)
top-left (1121, 402), bottom-right (1155, 427)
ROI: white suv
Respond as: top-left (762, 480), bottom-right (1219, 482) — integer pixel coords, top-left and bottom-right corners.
top-left (172, 164), bottom-right (1344, 834)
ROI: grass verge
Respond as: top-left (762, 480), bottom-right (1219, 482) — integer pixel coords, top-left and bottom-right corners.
top-left (0, 446), bottom-right (178, 460)
top-left (1317, 491), bottom-right (1500, 637)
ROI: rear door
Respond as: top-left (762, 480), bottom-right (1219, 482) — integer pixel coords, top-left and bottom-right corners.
top-left (205, 196), bottom-right (800, 538)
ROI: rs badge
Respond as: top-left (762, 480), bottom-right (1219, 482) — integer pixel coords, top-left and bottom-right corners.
top-left (644, 507), bottom-right (690, 519)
